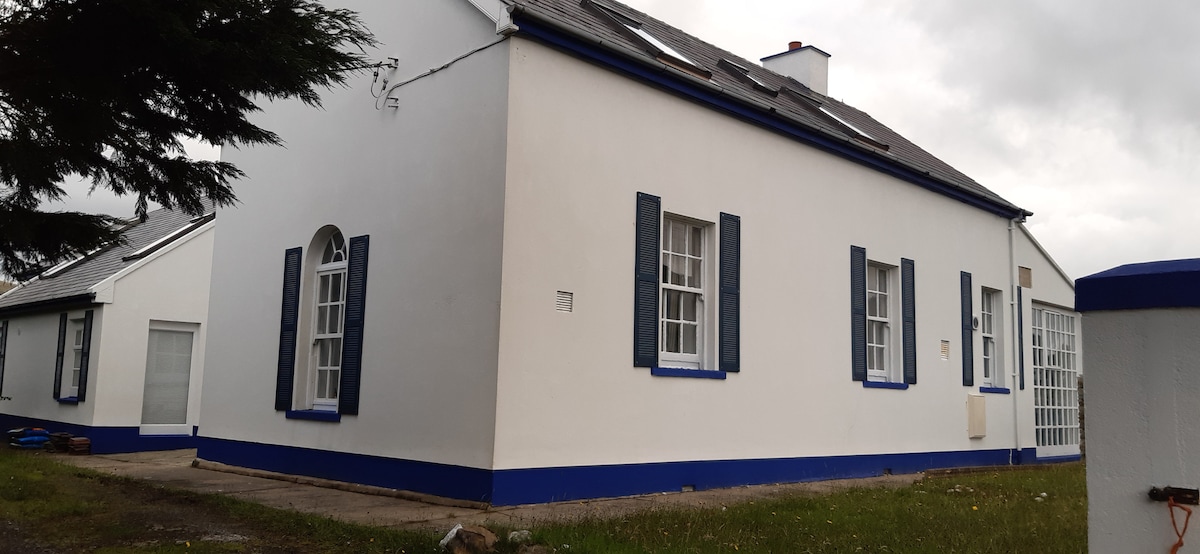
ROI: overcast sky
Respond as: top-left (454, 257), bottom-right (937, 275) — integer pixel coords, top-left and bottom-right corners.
top-left (51, 0), bottom-right (1198, 279)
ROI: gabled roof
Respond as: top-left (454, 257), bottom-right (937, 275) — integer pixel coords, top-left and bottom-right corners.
top-left (500, 0), bottom-right (1029, 219)
top-left (0, 204), bottom-right (214, 315)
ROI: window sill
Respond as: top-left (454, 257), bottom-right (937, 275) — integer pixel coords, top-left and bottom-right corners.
top-left (862, 381), bottom-right (909, 390)
top-left (56, 397), bottom-right (80, 405)
top-left (651, 367), bottom-right (728, 380)
top-left (979, 387), bottom-right (1011, 395)
top-left (285, 410), bottom-right (341, 422)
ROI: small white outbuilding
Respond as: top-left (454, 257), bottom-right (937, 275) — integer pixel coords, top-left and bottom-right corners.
top-left (1077, 259), bottom-right (1200, 554)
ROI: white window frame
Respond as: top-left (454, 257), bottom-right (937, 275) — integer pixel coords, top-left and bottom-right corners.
top-left (1032, 306), bottom-right (1081, 457)
top-left (659, 215), bottom-right (709, 369)
top-left (310, 232), bottom-right (348, 412)
top-left (980, 288), bottom-right (1003, 388)
top-left (66, 317), bottom-right (84, 398)
top-left (866, 262), bottom-right (898, 382)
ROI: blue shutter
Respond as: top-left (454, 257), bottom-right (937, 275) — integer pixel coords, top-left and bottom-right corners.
top-left (76, 310), bottom-right (94, 402)
top-left (338, 235), bottom-right (369, 416)
top-left (901, 258), bottom-right (916, 385)
top-left (850, 246), bottom-right (867, 381)
top-left (275, 247), bottom-right (302, 411)
top-left (0, 320), bottom-right (8, 396)
top-left (53, 313), bottom-right (66, 400)
top-left (633, 193), bottom-right (661, 367)
top-left (1018, 286), bottom-right (1025, 390)
top-left (719, 213), bottom-right (741, 372)
top-left (961, 271), bottom-right (974, 387)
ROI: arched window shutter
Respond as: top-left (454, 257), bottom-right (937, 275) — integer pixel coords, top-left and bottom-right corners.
top-left (275, 247), bottom-right (302, 411)
top-left (338, 235), bottom-right (369, 416)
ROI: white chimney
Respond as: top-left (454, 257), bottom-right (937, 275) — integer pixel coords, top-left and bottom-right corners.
top-left (761, 41), bottom-right (830, 96)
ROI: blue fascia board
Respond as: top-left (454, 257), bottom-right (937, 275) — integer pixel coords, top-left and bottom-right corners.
top-left (0, 413), bottom-right (198, 454)
top-left (1077, 258), bottom-right (1200, 311)
top-left (651, 366), bottom-right (728, 379)
top-left (863, 380), bottom-right (909, 390)
top-left (511, 17), bottom-right (1026, 221)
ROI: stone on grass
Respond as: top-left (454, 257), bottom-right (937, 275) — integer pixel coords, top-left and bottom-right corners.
top-left (440, 524), bottom-right (498, 554)
top-left (508, 530), bottom-right (533, 544)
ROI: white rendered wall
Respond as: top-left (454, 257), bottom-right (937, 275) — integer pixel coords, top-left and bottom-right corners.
top-left (1085, 308), bottom-right (1200, 553)
top-left (89, 226), bottom-right (214, 429)
top-left (1013, 224), bottom-right (1081, 454)
top-left (1, 308), bottom-right (103, 426)
top-left (492, 38), bottom-right (1028, 470)
top-left (199, 0), bottom-right (509, 469)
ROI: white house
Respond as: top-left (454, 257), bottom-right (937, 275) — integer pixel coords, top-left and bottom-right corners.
top-left (0, 206), bottom-right (214, 453)
top-left (196, 0), bottom-right (1081, 505)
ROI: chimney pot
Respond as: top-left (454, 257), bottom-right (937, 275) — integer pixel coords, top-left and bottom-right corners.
top-left (789, 41), bottom-right (803, 51)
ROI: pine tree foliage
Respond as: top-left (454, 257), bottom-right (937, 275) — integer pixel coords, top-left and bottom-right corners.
top-left (0, 0), bottom-right (374, 277)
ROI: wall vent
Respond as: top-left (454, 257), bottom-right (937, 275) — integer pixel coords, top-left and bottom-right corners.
top-left (555, 291), bottom-right (574, 313)
top-left (1019, 266), bottom-right (1033, 288)
top-left (940, 340), bottom-right (950, 360)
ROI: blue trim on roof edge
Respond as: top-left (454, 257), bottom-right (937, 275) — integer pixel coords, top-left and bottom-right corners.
top-left (194, 435), bottom-right (1034, 506)
top-left (511, 16), bottom-right (1025, 220)
top-left (0, 413), bottom-right (198, 454)
top-left (1076, 258), bottom-right (1200, 311)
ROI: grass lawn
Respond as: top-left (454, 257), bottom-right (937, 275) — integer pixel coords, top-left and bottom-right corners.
top-left (0, 447), bottom-right (1085, 553)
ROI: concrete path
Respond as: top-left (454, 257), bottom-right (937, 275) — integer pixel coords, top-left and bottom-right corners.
top-left (56, 450), bottom-right (921, 532)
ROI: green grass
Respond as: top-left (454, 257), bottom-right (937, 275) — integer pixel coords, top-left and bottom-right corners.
top-left (531, 465), bottom-right (1087, 553)
top-left (0, 447), bottom-right (1085, 553)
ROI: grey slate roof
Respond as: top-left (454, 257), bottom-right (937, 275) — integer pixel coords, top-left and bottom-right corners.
top-left (0, 204), bottom-right (214, 313)
top-left (506, 0), bottom-right (1027, 216)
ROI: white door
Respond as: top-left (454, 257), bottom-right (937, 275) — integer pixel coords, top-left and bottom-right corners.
top-left (141, 329), bottom-right (194, 433)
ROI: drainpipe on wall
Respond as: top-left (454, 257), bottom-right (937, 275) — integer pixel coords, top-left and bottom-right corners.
top-left (1008, 218), bottom-right (1021, 463)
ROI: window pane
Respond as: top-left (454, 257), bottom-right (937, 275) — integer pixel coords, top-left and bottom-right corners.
top-left (329, 369), bottom-right (340, 398)
top-left (876, 269), bottom-right (888, 293)
top-left (331, 338), bottom-right (342, 368)
top-left (688, 258), bottom-right (701, 288)
top-left (317, 369), bottom-right (328, 397)
top-left (332, 273), bottom-right (343, 302)
top-left (329, 305), bottom-right (341, 334)
top-left (319, 339), bottom-right (330, 366)
top-left (671, 221), bottom-right (686, 254)
top-left (74, 329), bottom-right (84, 347)
top-left (664, 290), bottom-right (681, 319)
top-left (689, 226), bottom-right (702, 256)
top-left (682, 324), bottom-right (697, 354)
top-left (681, 292), bottom-right (697, 322)
top-left (670, 255), bottom-right (685, 285)
top-left (878, 294), bottom-right (887, 318)
top-left (320, 275), bottom-right (330, 303)
top-left (665, 322), bottom-right (681, 352)
top-left (317, 306), bottom-right (328, 334)
top-left (322, 241), bottom-right (335, 264)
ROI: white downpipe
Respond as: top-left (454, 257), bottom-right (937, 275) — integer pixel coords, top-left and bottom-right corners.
top-left (1008, 219), bottom-right (1021, 461)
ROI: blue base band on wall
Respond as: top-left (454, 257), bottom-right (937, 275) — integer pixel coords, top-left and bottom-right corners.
top-left (195, 437), bottom-right (494, 503)
top-left (0, 413), bottom-right (198, 454)
top-left (195, 436), bottom-right (1060, 506)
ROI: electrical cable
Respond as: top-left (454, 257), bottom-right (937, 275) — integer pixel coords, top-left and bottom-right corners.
top-left (374, 36), bottom-right (509, 110)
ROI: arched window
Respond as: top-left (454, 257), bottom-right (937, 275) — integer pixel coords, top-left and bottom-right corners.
top-left (312, 231), bottom-right (348, 410)
top-left (275, 227), bottom-right (370, 419)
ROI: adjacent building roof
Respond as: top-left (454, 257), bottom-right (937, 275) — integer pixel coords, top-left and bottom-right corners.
top-left (1076, 259), bottom-right (1200, 312)
top-left (0, 204), bottom-right (214, 315)
top-left (503, 0), bottom-right (1029, 218)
